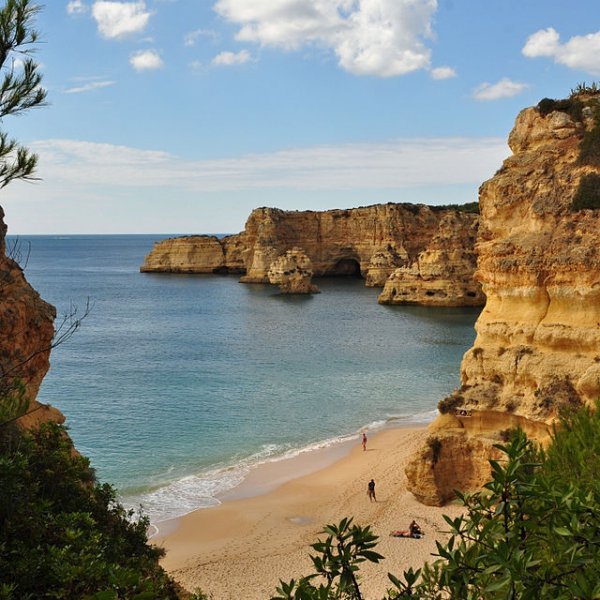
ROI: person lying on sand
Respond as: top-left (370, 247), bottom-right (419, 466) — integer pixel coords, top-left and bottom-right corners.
top-left (390, 520), bottom-right (424, 539)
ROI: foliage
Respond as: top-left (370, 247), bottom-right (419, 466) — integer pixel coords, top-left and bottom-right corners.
top-left (437, 393), bottom-right (463, 414)
top-left (0, 422), bottom-right (180, 599)
top-left (275, 406), bottom-right (600, 599)
top-left (570, 81), bottom-right (600, 97)
top-left (0, 0), bottom-right (47, 188)
top-left (536, 96), bottom-right (584, 121)
top-left (430, 202), bottom-right (479, 214)
top-left (272, 518), bottom-right (384, 599)
top-left (577, 103), bottom-right (600, 167)
top-left (572, 172), bottom-right (600, 210)
top-left (0, 378), bottom-right (27, 425)
top-left (426, 436), bottom-right (442, 465)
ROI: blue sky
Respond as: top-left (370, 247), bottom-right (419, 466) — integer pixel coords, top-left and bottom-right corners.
top-left (3, 0), bottom-right (600, 234)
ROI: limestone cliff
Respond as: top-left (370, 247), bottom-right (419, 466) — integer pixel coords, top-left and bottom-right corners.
top-left (267, 248), bottom-right (320, 294)
top-left (378, 211), bottom-right (484, 307)
top-left (406, 92), bottom-right (600, 505)
top-left (141, 204), bottom-right (480, 305)
top-left (0, 207), bottom-right (61, 429)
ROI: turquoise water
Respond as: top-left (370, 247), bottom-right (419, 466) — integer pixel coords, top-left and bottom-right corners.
top-left (13, 235), bottom-right (479, 522)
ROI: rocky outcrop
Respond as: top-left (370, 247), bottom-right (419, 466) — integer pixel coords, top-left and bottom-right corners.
top-left (267, 248), bottom-right (320, 294)
top-left (0, 207), bottom-right (61, 429)
top-left (141, 204), bottom-right (480, 305)
top-left (140, 235), bottom-right (246, 274)
top-left (406, 92), bottom-right (600, 505)
top-left (378, 211), bottom-right (484, 306)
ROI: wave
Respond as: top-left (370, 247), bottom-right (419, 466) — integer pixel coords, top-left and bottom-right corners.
top-left (122, 409), bottom-right (438, 526)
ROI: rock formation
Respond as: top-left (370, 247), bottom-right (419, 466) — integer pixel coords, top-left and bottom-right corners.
top-left (141, 203), bottom-right (481, 305)
top-left (0, 206), bottom-right (62, 429)
top-left (406, 92), bottom-right (600, 505)
top-left (378, 211), bottom-right (484, 306)
top-left (267, 248), bottom-right (320, 294)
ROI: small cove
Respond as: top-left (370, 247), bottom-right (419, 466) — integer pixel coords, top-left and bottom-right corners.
top-left (15, 234), bottom-right (479, 522)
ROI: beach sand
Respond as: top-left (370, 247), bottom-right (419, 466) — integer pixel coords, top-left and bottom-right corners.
top-left (153, 426), bottom-right (463, 599)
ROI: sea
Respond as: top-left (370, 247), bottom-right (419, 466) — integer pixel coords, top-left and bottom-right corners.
top-left (10, 234), bottom-right (480, 524)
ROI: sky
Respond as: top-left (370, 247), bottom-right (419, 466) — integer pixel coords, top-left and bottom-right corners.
top-left (2, 0), bottom-right (600, 234)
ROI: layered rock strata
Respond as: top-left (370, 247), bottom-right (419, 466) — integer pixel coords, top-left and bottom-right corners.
top-left (406, 93), bottom-right (600, 505)
top-left (378, 211), bottom-right (484, 306)
top-left (142, 204), bottom-right (481, 305)
top-left (0, 207), bottom-right (61, 429)
top-left (267, 248), bottom-right (320, 294)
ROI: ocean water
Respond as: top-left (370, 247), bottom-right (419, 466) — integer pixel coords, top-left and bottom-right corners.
top-left (12, 234), bottom-right (479, 522)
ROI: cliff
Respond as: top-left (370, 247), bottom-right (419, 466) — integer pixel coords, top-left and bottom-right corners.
top-left (406, 92), bottom-right (600, 505)
top-left (142, 203), bottom-right (480, 304)
top-left (378, 211), bottom-right (484, 307)
top-left (0, 207), bottom-right (61, 429)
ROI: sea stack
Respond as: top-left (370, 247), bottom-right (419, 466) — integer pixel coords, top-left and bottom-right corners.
top-left (267, 247), bottom-right (320, 294)
top-left (406, 91), bottom-right (600, 505)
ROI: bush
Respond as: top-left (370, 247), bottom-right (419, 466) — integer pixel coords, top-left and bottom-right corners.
top-left (536, 97), bottom-right (584, 121)
top-left (0, 422), bottom-right (180, 599)
top-left (430, 202), bottom-right (479, 214)
top-left (578, 104), bottom-right (600, 166)
top-left (572, 172), bottom-right (600, 210)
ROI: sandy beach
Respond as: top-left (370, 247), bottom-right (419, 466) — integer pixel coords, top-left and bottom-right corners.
top-left (154, 426), bottom-right (463, 599)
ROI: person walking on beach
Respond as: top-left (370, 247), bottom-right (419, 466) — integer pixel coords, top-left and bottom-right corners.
top-left (361, 432), bottom-right (367, 451)
top-left (367, 478), bottom-right (376, 502)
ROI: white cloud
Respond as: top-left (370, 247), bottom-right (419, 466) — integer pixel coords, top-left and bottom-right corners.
top-left (213, 0), bottom-right (438, 77)
top-left (472, 78), bottom-right (528, 101)
top-left (67, 0), bottom-right (87, 15)
top-left (24, 136), bottom-right (508, 192)
top-left (212, 49), bottom-right (251, 66)
top-left (430, 66), bottom-right (456, 80)
top-left (523, 27), bottom-right (600, 75)
top-left (65, 80), bottom-right (116, 93)
top-left (92, 1), bottom-right (151, 39)
top-left (184, 29), bottom-right (218, 47)
top-left (129, 49), bottom-right (163, 70)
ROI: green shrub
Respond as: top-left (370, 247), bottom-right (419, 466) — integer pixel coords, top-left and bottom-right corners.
top-left (430, 201), bottom-right (479, 214)
top-left (572, 172), bottom-right (600, 210)
top-left (578, 104), bottom-right (600, 166)
top-left (536, 96), bottom-right (584, 121)
top-left (437, 394), bottom-right (463, 414)
top-left (0, 423), bottom-right (180, 599)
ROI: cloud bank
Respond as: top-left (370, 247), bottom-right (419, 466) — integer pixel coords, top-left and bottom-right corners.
top-left (523, 27), bottom-right (600, 76)
top-left (27, 136), bottom-right (507, 192)
top-left (213, 0), bottom-right (438, 77)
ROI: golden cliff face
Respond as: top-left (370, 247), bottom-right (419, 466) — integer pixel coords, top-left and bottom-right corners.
top-left (406, 93), bottom-right (600, 505)
top-left (378, 211), bottom-right (483, 307)
top-left (141, 203), bottom-right (480, 305)
top-left (0, 207), bottom-right (61, 428)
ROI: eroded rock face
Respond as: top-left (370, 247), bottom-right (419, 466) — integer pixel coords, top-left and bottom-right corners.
top-left (378, 211), bottom-right (484, 306)
top-left (268, 248), bottom-right (320, 294)
top-left (141, 204), bottom-right (480, 305)
top-left (406, 94), bottom-right (600, 505)
top-left (0, 207), bottom-right (61, 428)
